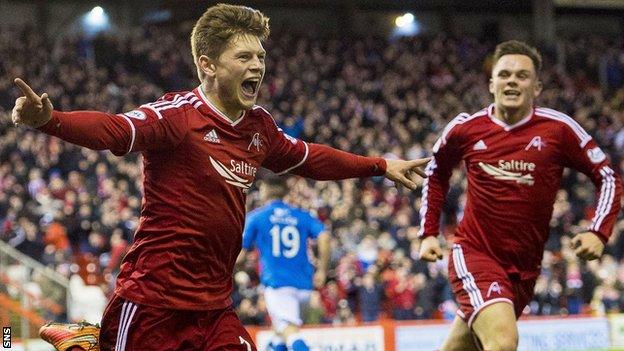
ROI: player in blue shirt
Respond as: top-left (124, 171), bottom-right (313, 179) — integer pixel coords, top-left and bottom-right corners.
top-left (238, 176), bottom-right (330, 351)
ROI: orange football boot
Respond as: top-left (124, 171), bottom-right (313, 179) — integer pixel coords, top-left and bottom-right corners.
top-left (39, 321), bottom-right (100, 351)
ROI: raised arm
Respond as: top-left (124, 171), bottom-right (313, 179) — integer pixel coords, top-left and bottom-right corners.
top-left (11, 78), bottom-right (188, 156)
top-left (12, 78), bottom-right (53, 128)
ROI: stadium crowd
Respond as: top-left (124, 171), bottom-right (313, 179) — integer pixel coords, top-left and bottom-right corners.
top-left (1, 24), bottom-right (623, 326)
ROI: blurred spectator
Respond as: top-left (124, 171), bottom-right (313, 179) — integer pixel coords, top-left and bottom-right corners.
top-left (334, 299), bottom-right (356, 326)
top-left (303, 291), bottom-right (326, 325)
top-left (386, 267), bottom-right (416, 320)
top-left (13, 218), bottom-right (45, 261)
top-left (357, 272), bottom-right (382, 322)
top-left (320, 280), bottom-right (344, 322)
top-left (237, 297), bottom-right (266, 325)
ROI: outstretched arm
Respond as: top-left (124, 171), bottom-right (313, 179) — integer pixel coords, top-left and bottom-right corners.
top-left (262, 117), bottom-right (429, 189)
top-left (291, 143), bottom-right (429, 190)
top-left (12, 78), bottom-right (135, 155)
top-left (11, 78), bottom-right (188, 155)
top-left (12, 78), bottom-right (52, 128)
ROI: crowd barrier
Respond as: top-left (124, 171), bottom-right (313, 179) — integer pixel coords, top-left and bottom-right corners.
top-left (247, 315), bottom-right (622, 351)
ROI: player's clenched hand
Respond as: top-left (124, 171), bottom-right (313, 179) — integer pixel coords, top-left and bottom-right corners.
top-left (571, 231), bottom-right (605, 261)
top-left (418, 236), bottom-right (443, 262)
top-left (12, 78), bottom-right (53, 128)
top-left (384, 158), bottom-right (431, 190)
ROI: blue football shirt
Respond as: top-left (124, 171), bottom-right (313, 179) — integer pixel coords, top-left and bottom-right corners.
top-left (242, 200), bottom-right (324, 289)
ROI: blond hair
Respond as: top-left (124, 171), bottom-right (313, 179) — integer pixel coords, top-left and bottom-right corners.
top-left (191, 3), bottom-right (270, 64)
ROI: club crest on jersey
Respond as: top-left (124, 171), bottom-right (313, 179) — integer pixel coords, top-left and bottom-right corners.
top-left (479, 160), bottom-right (535, 186)
top-left (525, 136), bottom-right (545, 151)
top-left (209, 156), bottom-right (254, 190)
top-left (487, 282), bottom-right (502, 298)
top-left (248, 132), bottom-right (262, 151)
top-left (122, 110), bottom-right (147, 120)
top-left (587, 147), bottom-right (606, 164)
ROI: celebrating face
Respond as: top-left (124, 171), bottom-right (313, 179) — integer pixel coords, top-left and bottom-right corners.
top-left (489, 54), bottom-right (542, 116)
top-left (212, 33), bottom-right (266, 116)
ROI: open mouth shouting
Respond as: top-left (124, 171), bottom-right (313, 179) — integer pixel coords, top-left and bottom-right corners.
top-left (241, 77), bottom-right (261, 99)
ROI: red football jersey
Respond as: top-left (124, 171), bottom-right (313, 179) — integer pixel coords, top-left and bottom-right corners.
top-left (113, 88), bottom-right (313, 309)
top-left (420, 104), bottom-right (622, 279)
top-left (40, 87), bottom-right (386, 310)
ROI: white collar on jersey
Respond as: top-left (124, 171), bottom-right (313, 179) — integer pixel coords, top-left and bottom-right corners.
top-left (487, 103), bottom-right (534, 131)
top-left (195, 86), bottom-right (246, 127)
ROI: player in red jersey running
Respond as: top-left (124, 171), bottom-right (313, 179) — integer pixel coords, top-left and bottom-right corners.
top-left (12, 4), bottom-right (429, 351)
top-left (418, 40), bottom-right (622, 351)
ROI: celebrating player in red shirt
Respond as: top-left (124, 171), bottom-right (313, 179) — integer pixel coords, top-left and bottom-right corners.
top-left (12, 4), bottom-right (429, 351)
top-left (418, 40), bottom-right (622, 351)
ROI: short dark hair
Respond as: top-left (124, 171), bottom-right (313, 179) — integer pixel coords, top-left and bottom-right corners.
top-left (263, 176), bottom-right (289, 199)
top-left (493, 40), bottom-right (542, 73)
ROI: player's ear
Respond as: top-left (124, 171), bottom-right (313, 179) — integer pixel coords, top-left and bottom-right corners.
top-left (488, 77), bottom-right (494, 94)
top-left (198, 55), bottom-right (217, 79)
top-left (534, 79), bottom-right (543, 98)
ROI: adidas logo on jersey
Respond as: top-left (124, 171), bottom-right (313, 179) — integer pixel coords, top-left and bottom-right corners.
top-left (204, 129), bottom-right (220, 143)
top-left (473, 140), bottom-right (487, 151)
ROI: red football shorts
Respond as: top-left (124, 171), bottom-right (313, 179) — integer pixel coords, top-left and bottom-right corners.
top-left (448, 243), bottom-right (536, 328)
top-left (99, 294), bottom-right (256, 351)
